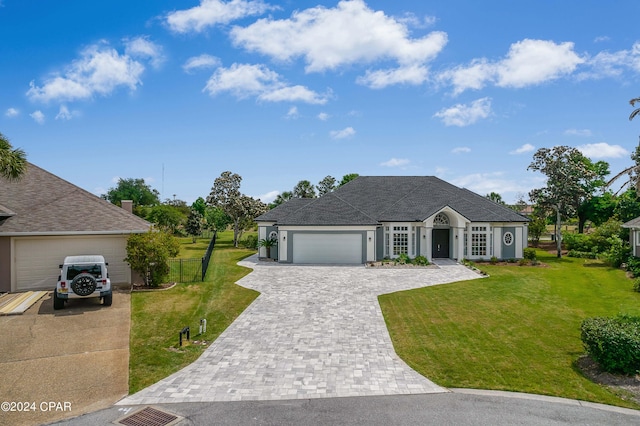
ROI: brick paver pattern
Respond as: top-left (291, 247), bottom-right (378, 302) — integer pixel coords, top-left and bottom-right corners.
top-left (119, 256), bottom-right (481, 404)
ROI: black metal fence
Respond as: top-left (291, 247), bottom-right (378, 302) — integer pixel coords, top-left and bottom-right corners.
top-left (167, 231), bottom-right (217, 283)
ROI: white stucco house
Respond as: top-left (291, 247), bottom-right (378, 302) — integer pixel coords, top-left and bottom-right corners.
top-left (256, 176), bottom-right (530, 264)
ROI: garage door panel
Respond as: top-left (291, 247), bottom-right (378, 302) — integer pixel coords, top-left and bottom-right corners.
top-left (293, 233), bottom-right (362, 264)
top-left (14, 236), bottom-right (129, 291)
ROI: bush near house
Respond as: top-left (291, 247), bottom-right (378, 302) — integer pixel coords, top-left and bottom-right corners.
top-left (581, 315), bottom-right (640, 375)
top-left (125, 230), bottom-right (180, 286)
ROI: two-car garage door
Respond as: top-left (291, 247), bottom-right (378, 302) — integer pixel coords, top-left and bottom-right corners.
top-left (292, 233), bottom-right (363, 264)
top-left (13, 235), bottom-right (130, 291)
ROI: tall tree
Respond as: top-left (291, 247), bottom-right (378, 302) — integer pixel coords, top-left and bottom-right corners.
top-left (103, 178), bottom-right (160, 214)
top-left (293, 180), bottom-right (317, 198)
top-left (485, 192), bottom-right (506, 205)
top-left (191, 197), bottom-right (207, 216)
top-left (576, 159), bottom-right (610, 233)
top-left (0, 132), bottom-right (27, 180)
top-left (339, 173), bottom-right (359, 186)
top-left (271, 191), bottom-right (292, 208)
top-left (316, 175), bottom-right (336, 196)
top-left (185, 209), bottom-right (204, 243)
top-left (206, 171), bottom-right (267, 247)
top-left (528, 146), bottom-right (596, 257)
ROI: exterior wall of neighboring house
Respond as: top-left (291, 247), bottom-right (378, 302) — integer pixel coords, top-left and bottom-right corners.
top-left (0, 237), bottom-right (10, 292)
top-left (5, 234), bottom-right (132, 292)
top-left (631, 229), bottom-right (640, 257)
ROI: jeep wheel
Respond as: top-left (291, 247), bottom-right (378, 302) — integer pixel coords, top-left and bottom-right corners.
top-left (103, 293), bottom-right (112, 307)
top-left (71, 273), bottom-right (97, 296)
top-left (53, 290), bottom-right (64, 310)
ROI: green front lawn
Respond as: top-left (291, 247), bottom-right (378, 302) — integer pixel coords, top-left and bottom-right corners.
top-left (128, 231), bottom-right (258, 393)
top-left (380, 250), bottom-right (640, 408)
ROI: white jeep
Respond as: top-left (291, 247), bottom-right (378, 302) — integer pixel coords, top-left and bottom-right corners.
top-left (53, 255), bottom-right (112, 310)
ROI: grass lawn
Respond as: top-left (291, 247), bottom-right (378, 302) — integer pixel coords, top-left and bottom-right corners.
top-left (380, 249), bottom-right (640, 409)
top-left (128, 231), bottom-right (259, 394)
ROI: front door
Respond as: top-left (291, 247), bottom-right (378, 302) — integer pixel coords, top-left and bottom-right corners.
top-left (432, 229), bottom-right (450, 258)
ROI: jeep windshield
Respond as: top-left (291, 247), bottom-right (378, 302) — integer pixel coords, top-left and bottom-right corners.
top-left (66, 264), bottom-right (103, 280)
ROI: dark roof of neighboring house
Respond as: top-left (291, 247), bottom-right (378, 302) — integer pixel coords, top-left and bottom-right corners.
top-left (257, 176), bottom-right (529, 226)
top-left (622, 217), bottom-right (640, 229)
top-left (0, 163), bottom-right (150, 235)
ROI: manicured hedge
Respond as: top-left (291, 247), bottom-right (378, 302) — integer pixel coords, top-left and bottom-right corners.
top-left (581, 315), bottom-right (640, 375)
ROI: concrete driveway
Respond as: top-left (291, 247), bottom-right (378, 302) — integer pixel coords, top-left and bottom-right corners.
top-left (0, 290), bottom-right (130, 426)
top-left (120, 256), bottom-right (481, 405)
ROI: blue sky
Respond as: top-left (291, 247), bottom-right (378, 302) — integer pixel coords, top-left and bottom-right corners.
top-left (2, 0), bottom-right (640, 204)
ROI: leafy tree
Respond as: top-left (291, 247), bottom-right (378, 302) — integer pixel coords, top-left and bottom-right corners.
top-left (271, 191), bottom-right (292, 208)
top-left (485, 192), bottom-right (506, 205)
top-left (528, 146), bottom-right (596, 257)
top-left (146, 204), bottom-right (187, 234)
top-left (576, 159), bottom-right (610, 233)
top-left (103, 178), bottom-right (160, 215)
top-left (614, 189), bottom-right (640, 223)
top-left (206, 171), bottom-right (268, 247)
top-left (316, 175), bottom-right (336, 196)
top-left (339, 173), bottom-right (359, 186)
top-left (0, 132), bottom-right (27, 180)
top-left (528, 212), bottom-right (548, 248)
top-left (185, 209), bottom-right (204, 243)
top-left (125, 230), bottom-right (180, 287)
top-left (191, 197), bottom-right (206, 216)
top-left (293, 180), bottom-right (317, 198)
top-left (578, 192), bottom-right (617, 230)
top-left (204, 206), bottom-right (232, 232)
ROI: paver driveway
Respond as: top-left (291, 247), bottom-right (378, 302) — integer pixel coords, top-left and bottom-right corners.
top-left (119, 256), bottom-right (481, 405)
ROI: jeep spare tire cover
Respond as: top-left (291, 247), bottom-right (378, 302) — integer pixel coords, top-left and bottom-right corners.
top-left (71, 273), bottom-right (97, 296)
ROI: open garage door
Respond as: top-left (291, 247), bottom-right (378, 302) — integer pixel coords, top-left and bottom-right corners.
top-left (292, 233), bottom-right (363, 264)
top-left (14, 235), bottom-right (130, 291)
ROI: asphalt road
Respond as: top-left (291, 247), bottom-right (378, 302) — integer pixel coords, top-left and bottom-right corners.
top-left (50, 390), bottom-right (640, 426)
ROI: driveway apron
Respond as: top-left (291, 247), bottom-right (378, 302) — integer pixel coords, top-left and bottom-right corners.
top-left (120, 256), bottom-right (481, 404)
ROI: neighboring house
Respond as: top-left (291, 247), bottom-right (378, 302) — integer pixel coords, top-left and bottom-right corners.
top-left (623, 216), bottom-right (640, 257)
top-left (256, 176), bottom-right (529, 264)
top-left (0, 163), bottom-right (150, 292)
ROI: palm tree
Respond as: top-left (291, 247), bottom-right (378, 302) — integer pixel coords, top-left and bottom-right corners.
top-left (0, 132), bottom-right (27, 180)
top-left (604, 98), bottom-right (640, 193)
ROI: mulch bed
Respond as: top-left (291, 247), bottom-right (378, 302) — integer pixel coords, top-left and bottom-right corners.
top-left (576, 355), bottom-right (640, 405)
top-left (131, 282), bottom-right (177, 292)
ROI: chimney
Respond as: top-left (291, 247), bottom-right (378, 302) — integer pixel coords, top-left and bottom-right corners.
top-left (121, 200), bottom-right (133, 214)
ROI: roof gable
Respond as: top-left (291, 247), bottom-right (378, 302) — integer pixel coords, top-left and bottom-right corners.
top-left (0, 163), bottom-right (150, 234)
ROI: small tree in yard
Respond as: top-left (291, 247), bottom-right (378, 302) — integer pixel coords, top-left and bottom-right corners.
top-left (185, 209), bottom-right (204, 243)
top-left (125, 230), bottom-right (180, 287)
top-left (258, 237), bottom-right (278, 258)
top-left (528, 146), bottom-right (596, 257)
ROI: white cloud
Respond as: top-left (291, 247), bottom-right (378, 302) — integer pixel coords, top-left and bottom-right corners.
top-left (434, 97), bottom-right (492, 127)
top-left (231, 0), bottom-right (447, 84)
top-left (256, 190), bottom-right (279, 203)
top-left (204, 63), bottom-right (329, 104)
top-left (451, 147), bottom-right (471, 154)
top-left (26, 41), bottom-right (147, 103)
top-left (579, 42), bottom-right (640, 79)
top-left (442, 39), bottom-right (584, 94)
top-left (594, 36), bottom-right (611, 43)
top-left (357, 64), bottom-right (430, 89)
top-left (510, 143), bottom-right (535, 155)
top-left (5, 107), bottom-right (19, 118)
top-left (285, 106), bottom-right (299, 119)
top-left (330, 127), bottom-right (355, 139)
top-left (577, 142), bottom-right (628, 159)
top-left (166, 0), bottom-right (274, 33)
top-left (30, 110), bottom-right (45, 124)
top-left (55, 105), bottom-right (73, 120)
top-left (124, 36), bottom-right (164, 68)
top-left (183, 54), bottom-right (221, 73)
top-left (564, 128), bottom-right (592, 137)
top-left (380, 157), bottom-right (410, 167)
top-left (317, 112), bottom-right (330, 121)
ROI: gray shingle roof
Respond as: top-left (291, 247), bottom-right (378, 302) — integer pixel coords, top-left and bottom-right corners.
top-left (623, 216), bottom-right (640, 228)
top-left (0, 163), bottom-right (150, 234)
top-left (257, 176), bottom-right (528, 225)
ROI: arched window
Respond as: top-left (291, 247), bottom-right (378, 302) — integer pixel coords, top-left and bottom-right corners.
top-left (433, 213), bottom-right (450, 227)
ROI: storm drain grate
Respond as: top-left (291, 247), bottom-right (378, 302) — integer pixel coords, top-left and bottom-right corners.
top-left (114, 406), bottom-right (183, 426)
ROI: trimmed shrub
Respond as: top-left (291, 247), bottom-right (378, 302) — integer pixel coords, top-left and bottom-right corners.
top-left (567, 250), bottom-right (598, 259)
top-left (627, 256), bottom-right (640, 278)
top-left (523, 248), bottom-right (537, 261)
top-left (242, 234), bottom-right (259, 249)
top-left (490, 256), bottom-right (498, 265)
top-left (599, 236), bottom-right (630, 268)
top-left (518, 259), bottom-right (528, 266)
top-left (414, 255), bottom-right (429, 266)
top-left (581, 315), bottom-right (640, 375)
top-left (395, 253), bottom-right (411, 265)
